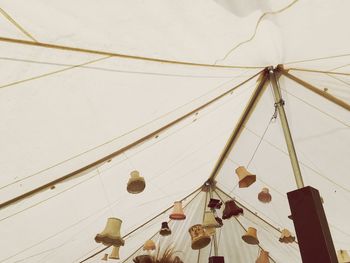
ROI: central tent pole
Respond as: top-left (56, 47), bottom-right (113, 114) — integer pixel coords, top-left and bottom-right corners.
top-left (269, 66), bottom-right (337, 263)
top-left (268, 66), bottom-right (304, 189)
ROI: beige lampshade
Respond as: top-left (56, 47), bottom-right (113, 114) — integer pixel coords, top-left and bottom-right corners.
top-left (235, 166), bottom-right (256, 188)
top-left (203, 211), bottom-right (220, 236)
top-left (143, 239), bottom-right (156, 251)
top-left (242, 227), bottom-right (259, 245)
top-left (127, 170), bottom-right (146, 194)
top-left (203, 211), bottom-right (221, 228)
top-left (109, 246), bottom-right (120, 260)
top-left (279, 229), bottom-right (295, 243)
top-left (95, 218), bottom-right (125, 246)
top-left (101, 253), bottom-right (108, 261)
top-left (256, 250), bottom-right (270, 263)
top-left (169, 201), bottom-right (186, 220)
top-left (337, 250), bottom-right (350, 263)
top-left (258, 188), bottom-right (272, 203)
top-left (188, 224), bottom-right (211, 250)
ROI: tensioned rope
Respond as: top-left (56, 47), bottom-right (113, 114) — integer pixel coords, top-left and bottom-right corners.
top-left (0, 56), bottom-right (246, 80)
top-left (0, 7), bottom-right (37, 42)
top-left (0, 55), bottom-right (112, 90)
top-left (214, 0), bottom-right (299, 64)
top-left (0, 69), bottom-right (252, 191)
top-left (214, 190), bottom-right (278, 263)
top-left (79, 188), bottom-right (202, 263)
top-left (284, 53), bottom-right (350, 66)
top-left (0, 36), bottom-right (263, 69)
top-left (287, 68), bottom-right (350, 76)
top-left (0, 70), bottom-right (263, 211)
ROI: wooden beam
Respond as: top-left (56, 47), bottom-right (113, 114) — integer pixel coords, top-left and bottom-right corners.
top-left (278, 67), bottom-right (350, 111)
top-left (207, 68), bottom-right (269, 182)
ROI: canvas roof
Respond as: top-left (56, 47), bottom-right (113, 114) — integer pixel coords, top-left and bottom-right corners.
top-left (0, 0), bottom-right (349, 262)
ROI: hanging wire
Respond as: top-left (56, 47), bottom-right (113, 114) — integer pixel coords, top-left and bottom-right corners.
top-left (96, 167), bottom-right (114, 216)
top-left (246, 98), bottom-right (280, 169)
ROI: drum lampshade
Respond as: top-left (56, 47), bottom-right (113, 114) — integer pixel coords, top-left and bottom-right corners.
top-left (133, 255), bottom-right (153, 263)
top-left (209, 256), bottom-right (225, 263)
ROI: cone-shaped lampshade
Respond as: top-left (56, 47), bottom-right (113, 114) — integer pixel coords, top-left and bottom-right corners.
top-left (235, 166), bottom-right (256, 188)
top-left (127, 170), bottom-right (146, 194)
top-left (203, 211), bottom-right (221, 228)
top-left (242, 227), bottom-right (259, 245)
top-left (133, 255), bottom-right (153, 263)
top-left (159, 221), bottom-right (171, 236)
top-left (258, 188), bottom-right (272, 203)
top-left (101, 253), bottom-right (108, 261)
top-left (209, 256), bottom-right (225, 263)
top-left (279, 229), bottom-right (295, 243)
top-left (188, 224), bottom-right (211, 250)
top-left (169, 201), bottom-right (186, 220)
top-left (222, 200), bottom-right (243, 219)
top-left (256, 250), bottom-right (270, 263)
top-left (208, 198), bottom-right (222, 209)
top-left (337, 250), bottom-right (350, 263)
top-left (143, 239), bottom-right (156, 251)
top-left (95, 218), bottom-right (125, 246)
top-left (109, 246), bottom-right (120, 260)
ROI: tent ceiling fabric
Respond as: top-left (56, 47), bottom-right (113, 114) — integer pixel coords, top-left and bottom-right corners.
top-left (0, 0), bottom-right (349, 262)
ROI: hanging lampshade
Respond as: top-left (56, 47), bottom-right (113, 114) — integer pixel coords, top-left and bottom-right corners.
top-left (95, 218), bottom-right (125, 246)
top-left (222, 200), bottom-right (243, 219)
top-left (143, 240), bottom-right (156, 251)
top-left (159, 221), bottom-right (171, 236)
top-left (258, 188), bottom-right (272, 203)
top-left (337, 250), bottom-right (350, 263)
top-left (256, 250), bottom-right (270, 263)
top-left (101, 253), bottom-right (108, 261)
top-left (208, 198), bottom-right (222, 209)
top-left (127, 170), bottom-right (146, 194)
top-left (235, 166), bottom-right (256, 188)
top-left (169, 201), bottom-right (186, 220)
top-left (203, 211), bottom-right (221, 228)
top-left (279, 229), bottom-right (295, 243)
top-left (188, 224), bottom-right (211, 250)
top-left (209, 256), bottom-right (225, 263)
top-left (109, 246), bottom-right (120, 260)
top-left (242, 227), bottom-right (259, 245)
top-left (133, 255), bottom-right (153, 263)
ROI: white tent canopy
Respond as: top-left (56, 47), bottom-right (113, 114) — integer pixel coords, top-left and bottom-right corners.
top-left (0, 0), bottom-right (349, 262)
